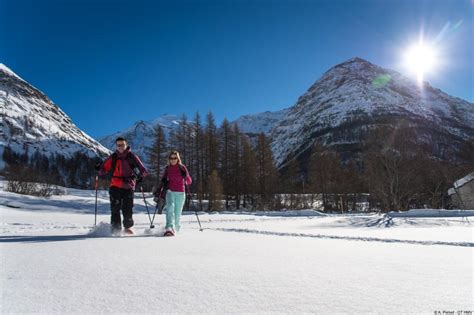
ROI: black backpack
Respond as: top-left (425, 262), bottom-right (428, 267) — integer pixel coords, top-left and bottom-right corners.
top-left (108, 152), bottom-right (138, 179)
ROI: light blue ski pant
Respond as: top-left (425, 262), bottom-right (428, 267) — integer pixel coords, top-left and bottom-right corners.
top-left (165, 191), bottom-right (186, 231)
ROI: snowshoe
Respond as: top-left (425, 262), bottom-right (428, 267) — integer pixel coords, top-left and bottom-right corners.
top-left (163, 229), bottom-right (175, 237)
top-left (123, 228), bottom-right (135, 236)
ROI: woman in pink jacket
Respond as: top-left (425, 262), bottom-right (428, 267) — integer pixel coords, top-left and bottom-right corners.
top-left (159, 151), bottom-right (192, 236)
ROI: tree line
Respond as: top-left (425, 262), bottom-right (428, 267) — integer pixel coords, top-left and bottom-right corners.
top-left (145, 112), bottom-right (280, 211)
top-left (2, 111), bottom-right (472, 212)
top-left (144, 112), bottom-right (473, 212)
top-left (2, 146), bottom-right (100, 195)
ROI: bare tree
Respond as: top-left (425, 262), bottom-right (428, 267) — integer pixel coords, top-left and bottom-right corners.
top-left (219, 118), bottom-right (232, 208)
top-left (208, 169), bottom-right (224, 211)
top-left (241, 136), bottom-right (258, 210)
top-left (190, 112), bottom-right (205, 210)
top-left (255, 133), bottom-right (279, 209)
top-left (205, 111), bottom-right (218, 174)
top-left (307, 143), bottom-right (343, 211)
top-left (231, 124), bottom-right (243, 209)
top-left (281, 159), bottom-right (302, 209)
top-left (363, 126), bottom-right (426, 211)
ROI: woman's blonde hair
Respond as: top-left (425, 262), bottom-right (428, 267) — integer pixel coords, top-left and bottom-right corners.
top-left (167, 150), bottom-right (182, 165)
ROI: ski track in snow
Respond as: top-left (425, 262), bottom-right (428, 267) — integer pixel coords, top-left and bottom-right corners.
top-left (1, 215), bottom-right (472, 248)
top-left (207, 227), bottom-right (474, 248)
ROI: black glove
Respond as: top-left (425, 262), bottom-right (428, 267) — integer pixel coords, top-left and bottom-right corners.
top-left (136, 175), bottom-right (144, 184)
top-left (155, 197), bottom-right (165, 214)
top-left (94, 162), bottom-right (101, 171)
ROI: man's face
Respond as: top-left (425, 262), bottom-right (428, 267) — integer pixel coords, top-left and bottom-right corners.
top-left (116, 141), bottom-right (127, 153)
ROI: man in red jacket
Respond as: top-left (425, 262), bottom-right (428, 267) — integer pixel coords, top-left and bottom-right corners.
top-left (97, 137), bottom-right (148, 234)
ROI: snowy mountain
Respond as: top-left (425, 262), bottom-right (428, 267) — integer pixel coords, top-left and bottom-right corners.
top-left (97, 114), bottom-right (182, 163)
top-left (269, 57), bottom-right (474, 167)
top-left (232, 108), bottom-right (290, 135)
top-left (97, 57), bottom-right (474, 170)
top-left (0, 63), bottom-right (110, 168)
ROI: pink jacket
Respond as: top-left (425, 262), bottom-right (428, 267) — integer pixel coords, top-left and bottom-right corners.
top-left (162, 164), bottom-right (192, 192)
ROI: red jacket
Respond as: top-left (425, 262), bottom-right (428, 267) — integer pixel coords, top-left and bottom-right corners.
top-left (99, 147), bottom-right (148, 190)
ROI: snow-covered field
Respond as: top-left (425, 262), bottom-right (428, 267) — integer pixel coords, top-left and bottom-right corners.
top-left (1, 186), bottom-right (473, 314)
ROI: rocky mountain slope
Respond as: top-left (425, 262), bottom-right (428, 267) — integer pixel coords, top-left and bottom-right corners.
top-left (0, 63), bottom-right (110, 169)
top-left (268, 57), bottom-right (473, 167)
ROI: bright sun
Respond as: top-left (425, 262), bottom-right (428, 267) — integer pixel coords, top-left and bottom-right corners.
top-left (404, 42), bottom-right (438, 84)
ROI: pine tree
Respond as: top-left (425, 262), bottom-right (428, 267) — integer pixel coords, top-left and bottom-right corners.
top-left (205, 111), bottom-right (218, 176)
top-left (204, 111), bottom-right (218, 206)
top-left (241, 136), bottom-right (257, 209)
top-left (219, 118), bottom-right (232, 209)
top-left (191, 112), bottom-right (205, 210)
top-left (281, 159), bottom-right (301, 208)
top-left (169, 114), bottom-right (189, 158)
top-left (307, 143), bottom-right (342, 212)
top-left (148, 125), bottom-right (167, 184)
top-left (255, 133), bottom-right (279, 209)
top-left (208, 169), bottom-right (223, 211)
top-left (179, 114), bottom-right (190, 163)
top-left (230, 124), bottom-right (243, 209)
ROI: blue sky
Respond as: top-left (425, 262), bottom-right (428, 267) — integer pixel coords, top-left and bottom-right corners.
top-left (1, 0), bottom-right (472, 138)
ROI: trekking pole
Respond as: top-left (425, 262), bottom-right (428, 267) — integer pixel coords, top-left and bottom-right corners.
top-left (186, 185), bottom-right (203, 231)
top-left (94, 175), bottom-right (99, 226)
top-left (150, 202), bottom-right (160, 226)
top-left (140, 185), bottom-right (155, 228)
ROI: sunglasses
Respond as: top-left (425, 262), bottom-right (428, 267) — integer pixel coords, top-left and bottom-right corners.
top-left (169, 157), bottom-right (178, 160)
top-left (117, 144), bottom-right (126, 148)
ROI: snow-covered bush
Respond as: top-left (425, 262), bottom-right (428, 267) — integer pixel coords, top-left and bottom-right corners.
top-left (5, 180), bottom-right (57, 197)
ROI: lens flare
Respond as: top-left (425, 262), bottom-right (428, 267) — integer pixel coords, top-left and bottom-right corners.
top-left (404, 42), bottom-right (438, 84)
top-left (372, 74), bottom-right (392, 88)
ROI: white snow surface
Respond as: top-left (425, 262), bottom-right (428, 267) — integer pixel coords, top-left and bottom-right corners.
top-left (1, 184), bottom-right (473, 313)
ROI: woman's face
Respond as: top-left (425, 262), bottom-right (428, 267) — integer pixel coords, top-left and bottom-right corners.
top-left (169, 155), bottom-right (178, 165)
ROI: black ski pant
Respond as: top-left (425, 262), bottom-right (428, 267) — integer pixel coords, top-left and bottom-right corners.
top-left (109, 186), bottom-right (134, 229)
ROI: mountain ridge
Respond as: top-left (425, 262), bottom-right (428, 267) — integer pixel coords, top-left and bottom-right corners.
top-left (2, 57), bottom-right (472, 172)
top-left (0, 63), bottom-right (111, 169)
top-left (268, 57), bottom-right (473, 167)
